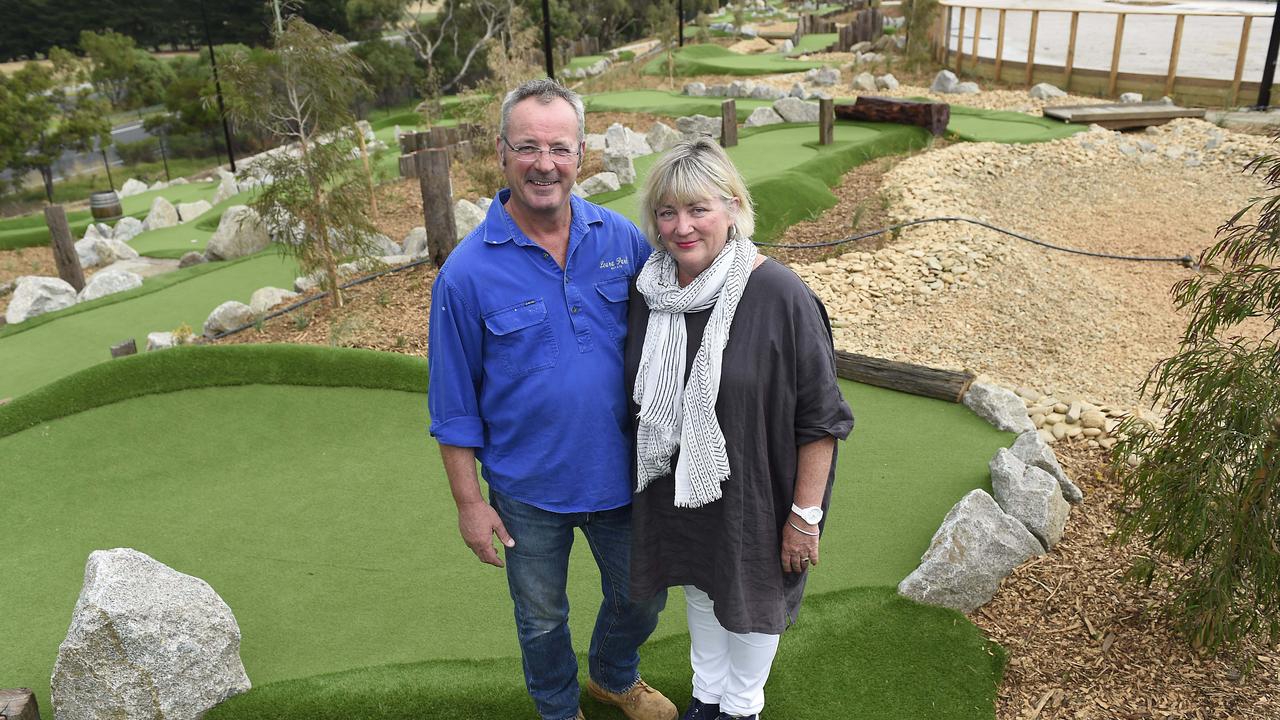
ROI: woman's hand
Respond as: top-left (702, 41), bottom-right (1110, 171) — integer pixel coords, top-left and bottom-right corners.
top-left (781, 521), bottom-right (819, 574)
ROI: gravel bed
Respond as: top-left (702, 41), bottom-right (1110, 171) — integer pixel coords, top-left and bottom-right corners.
top-left (790, 118), bottom-right (1273, 411)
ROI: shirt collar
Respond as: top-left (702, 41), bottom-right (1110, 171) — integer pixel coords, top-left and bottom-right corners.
top-left (482, 188), bottom-right (605, 246)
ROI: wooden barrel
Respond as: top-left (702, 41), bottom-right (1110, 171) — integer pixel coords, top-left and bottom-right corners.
top-left (89, 190), bottom-right (123, 222)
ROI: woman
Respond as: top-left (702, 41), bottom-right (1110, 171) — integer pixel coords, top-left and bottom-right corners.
top-left (625, 137), bottom-right (854, 720)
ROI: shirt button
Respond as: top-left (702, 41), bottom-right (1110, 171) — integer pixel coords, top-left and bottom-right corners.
top-left (542, 252), bottom-right (549, 259)
top-left (571, 306), bottom-right (580, 313)
top-left (564, 276), bottom-right (570, 284)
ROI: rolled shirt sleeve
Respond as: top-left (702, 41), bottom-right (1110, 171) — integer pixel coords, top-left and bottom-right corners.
top-left (428, 274), bottom-right (486, 448)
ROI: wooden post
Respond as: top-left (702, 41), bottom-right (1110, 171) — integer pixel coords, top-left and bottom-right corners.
top-left (1109, 14), bottom-right (1127, 97)
top-left (721, 99), bottom-right (737, 148)
top-left (398, 133), bottom-right (419, 155)
top-left (970, 8), bottom-right (982, 74)
top-left (956, 6), bottom-right (966, 73)
top-left (819, 98), bottom-right (834, 145)
top-left (944, 6), bottom-right (952, 67)
top-left (1165, 15), bottom-right (1185, 98)
top-left (995, 9), bottom-right (1006, 81)
top-left (1065, 11), bottom-right (1080, 89)
top-left (44, 205), bottom-right (85, 292)
top-left (1232, 16), bottom-right (1253, 106)
top-left (1025, 10), bottom-right (1039, 86)
top-left (416, 148), bottom-right (457, 268)
top-left (110, 339), bottom-right (137, 358)
top-left (399, 154), bottom-right (417, 178)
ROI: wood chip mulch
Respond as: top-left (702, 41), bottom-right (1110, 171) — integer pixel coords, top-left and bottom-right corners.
top-left (975, 443), bottom-right (1280, 719)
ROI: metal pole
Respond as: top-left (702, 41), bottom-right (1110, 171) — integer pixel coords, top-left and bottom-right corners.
top-left (542, 0), bottom-right (555, 80)
top-left (679, 0), bottom-right (685, 47)
top-left (1257, 1), bottom-right (1280, 107)
top-left (100, 146), bottom-right (115, 190)
top-left (200, 0), bottom-right (237, 172)
top-left (158, 124), bottom-right (171, 182)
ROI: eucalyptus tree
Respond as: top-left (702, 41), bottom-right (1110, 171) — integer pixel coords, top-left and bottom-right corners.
top-left (220, 17), bottom-right (377, 308)
top-left (1113, 144), bottom-right (1280, 653)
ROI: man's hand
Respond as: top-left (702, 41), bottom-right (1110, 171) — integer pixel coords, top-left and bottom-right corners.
top-left (458, 500), bottom-right (515, 567)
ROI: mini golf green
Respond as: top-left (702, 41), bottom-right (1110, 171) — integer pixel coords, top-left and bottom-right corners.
top-left (586, 90), bottom-right (775, 121)
top-left (1, 344), bottom-right (1010, 717)
top-left (788, 32), bottom-right (838, 56)
top-left (945, 104), bottom-right (1088, 143)
top-left (0, 252), bottom-right (298, 399)
top-left (0, 181), bottom-right (219, 251)
top-left (567, 54), bottom-right (607, 71)
top-left (595, 121), bottom-right (930, 243)
top-left (644, 44), bottom-right (828, 76)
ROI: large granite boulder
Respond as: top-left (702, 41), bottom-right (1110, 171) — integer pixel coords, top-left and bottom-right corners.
top-left (683, 82), bottom-right (707, 96)
top-left (205, 206), bottom-right (270, 261)
top-left (676, 114), bottom-right (721, 141)
top-left (89, 238), bottom-right (141, 266)
top-left (931, 69), bottom-right (960, 94)
top-left (118, 178), bottom-right (149, 198)
top-left (602, 150), bottom-right (637, 186)
top-left (402, 227), bottom-right (429, 258)
top-left (78, 269), bottom-right (143, 302)
top-left (454, 199), bottom-right (486, 240)
top-left (203, 301), bottom-right (254, 337)
top-left (989, 448), bottom-right (1071, 549)
top-left (585, 133), bottom-right (608, 151)
top-left (749, 84), bottom-right (787, 100)
top-left (74, 238), bottom-right (103, 269)
top-left (897, 489), bottom-right (1043, 611)
top-left (851, 72), bottom-right (878, 93)
top-left (579, 172), bottom-right (622, 196)
top-left (605, 123), bottom-right (652, 158)
top-left (646, 122), bottom-right (684, 154)
top-left (744, 107), bottom-right (785, 127)
top-left (365, 232), bottom-right (401, 257)
top-left (1010, 430), bottom-right (1084, 504)
top-left (876, 74), bottom-right (900, 90)
top-left (177, 200), bottom-right (213, 223)
top-left (772, 97), bottom-right (820, 123)
top-left (82, 223), bottom-right (112, 243)
top-left (112, 216), bottom-right (145, 243)
top-left (5, 276), bottom-right (78, 324)
top-left (805, 67), bottom-right (841, 86)
top-left (143, 196), bottom-right (180, 230)
top-left (1030, 82), bottom-right (1067, 100)
top-left (963, 381), bottom-right (1036, 433)
top-left (249, 286), bottom-right (299, 315)
top-left (51, 548), bottom-right (250, 720)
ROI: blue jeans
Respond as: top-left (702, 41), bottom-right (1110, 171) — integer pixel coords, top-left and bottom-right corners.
top-left (491, 490), bottom-right (668, 720)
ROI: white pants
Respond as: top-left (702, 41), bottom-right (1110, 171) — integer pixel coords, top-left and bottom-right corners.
top-left (684, 585), bottom-right (781, 717)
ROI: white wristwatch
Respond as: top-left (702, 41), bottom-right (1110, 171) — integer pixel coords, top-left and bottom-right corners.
top-left (791, 503), bottom-right (823, 525)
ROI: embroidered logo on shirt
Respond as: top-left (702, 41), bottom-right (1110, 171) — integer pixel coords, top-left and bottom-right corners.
top-left (599, 256), bottom-right (629, 270)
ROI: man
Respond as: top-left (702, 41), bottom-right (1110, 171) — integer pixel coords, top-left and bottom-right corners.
top-left (427, 79), bottom-right (676, 720)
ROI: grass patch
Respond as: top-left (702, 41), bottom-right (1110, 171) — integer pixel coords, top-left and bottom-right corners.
top-left (788, 32), bottom-right (839, 56)
top-left (642, 44), bottom-right (828, 77)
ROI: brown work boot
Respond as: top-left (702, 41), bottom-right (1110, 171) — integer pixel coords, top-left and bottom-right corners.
top-left (586, 678), bottom-right (677, 720)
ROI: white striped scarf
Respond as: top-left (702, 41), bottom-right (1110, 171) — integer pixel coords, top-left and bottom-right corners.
top-left (634, 235), bottom-right (758, 508)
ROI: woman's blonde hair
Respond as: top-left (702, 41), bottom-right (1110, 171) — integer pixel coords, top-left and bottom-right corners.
top-left (637, 137), bottom-right (755, 250)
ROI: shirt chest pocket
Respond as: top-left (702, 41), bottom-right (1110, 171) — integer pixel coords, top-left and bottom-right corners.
top-left (483, 299), bottom-right (559, 377)
top-left (594, 276), bottom-right (629, 340)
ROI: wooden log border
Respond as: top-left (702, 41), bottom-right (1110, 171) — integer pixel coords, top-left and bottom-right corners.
top-left (834, 351), bottom-right (975, 403)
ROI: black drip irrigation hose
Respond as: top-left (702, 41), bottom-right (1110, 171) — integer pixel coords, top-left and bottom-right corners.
top-left (211, 216), bottom-right (1193, 342)
top-left (755, 216), bottom-right (1197, 268)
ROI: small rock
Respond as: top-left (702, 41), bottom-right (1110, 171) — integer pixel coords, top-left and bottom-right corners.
top-left (579, 172), bottom-right (623, 196)
top-left (118, 178), bottom-right (149, 197)
top-left (876, 73), bottom-right (899, 90)
top-left (676, 114), bottom-right (722, 140)
top-left (1119, 92), bottom-right (1143, 103)
top-left (806, 67), bottom-right (841, 86)
top-left (646, 122), bottom-right (684, 153)
top-left (852, 72), bottom-right (877, 93)
top-left (683, 82), bottom-right (707, 96)
top-left (146, 331), bottom-right (180, 351)
top-left (772, 97), bottom-right (820, 123)
top-left (930, 70), bottom-right (959, 94)
top-left (402, 227), bottom-right (429, 258)
top-left (177, 200), bottom-right (213, 223)
top-left (953, 81), bottom-right (981, 94)
top-left (602, 150), bottom-right (637, 185)
top-left (249, 286), bottom-right (299, 315)
top-left (1029, 83), bottom-right (1066, 99)
top-left (5, 276), bottom-right (78, 324)
top-left (454, 199), bottom-right (487, 240)
top-left (178, 251), bottom-right (207, 269)
top-left (112, 216), bottom-right (145, 243)
top-left (963, 382), bottom-right (1036, 433)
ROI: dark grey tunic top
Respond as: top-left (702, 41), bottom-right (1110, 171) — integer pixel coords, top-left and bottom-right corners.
top-left (625, 258), bottom-right (855, 635)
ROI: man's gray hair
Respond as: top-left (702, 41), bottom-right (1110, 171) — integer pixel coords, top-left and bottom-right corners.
top-left (498, 79), bottom-right (586, 143)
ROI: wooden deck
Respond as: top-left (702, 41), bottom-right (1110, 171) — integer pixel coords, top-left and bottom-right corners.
top-left (1042, 102), bottom-right (1207, 130)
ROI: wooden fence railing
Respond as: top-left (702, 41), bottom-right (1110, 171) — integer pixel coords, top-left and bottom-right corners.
top-left (929, 2), bottom-right (1277, 106)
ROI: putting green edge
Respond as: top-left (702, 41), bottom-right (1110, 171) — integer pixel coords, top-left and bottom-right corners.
top-left (0, 344), bottom-right (427, 440)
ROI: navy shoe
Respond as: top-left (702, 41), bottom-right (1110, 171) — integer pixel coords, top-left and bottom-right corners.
top-left (681, 698), bottom-right (719, 720)
top-left (712, 713), bottom-right (757, 720)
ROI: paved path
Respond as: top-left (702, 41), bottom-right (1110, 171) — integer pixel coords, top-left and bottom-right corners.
top-left (942, 0), bottom-right (1276, 82)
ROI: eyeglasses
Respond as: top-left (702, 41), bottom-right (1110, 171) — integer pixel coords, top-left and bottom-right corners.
top-left (501, 136), bottom-right (580, 164)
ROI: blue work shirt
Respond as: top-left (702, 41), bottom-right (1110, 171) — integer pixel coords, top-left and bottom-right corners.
top-left (428, 189), bottom-right (652, 513)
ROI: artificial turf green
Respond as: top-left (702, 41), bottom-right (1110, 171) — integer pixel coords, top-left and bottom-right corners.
top-left (2, 345), bottom-right (1010, 715)
top-left (205, 587), bottom-right (1004, 720)
top-left (585, 90), bottom-right (774, 121)
top-left (598, 122), bottom-right (929, 243)
top-left (0, 181), bottom-right (219, 251)
top-left (0, 252), bottom-right (298, 399)
top-left (126, 188), bottom-right (257, 258)
top-left (567, 54), bottom-right (607, 70)
top-left (945, 104), bottom-right (1088, 144)
top-left (787, 32), bottom-right (839, 55)
top-left (643, 44), bottom-right (828, 76)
